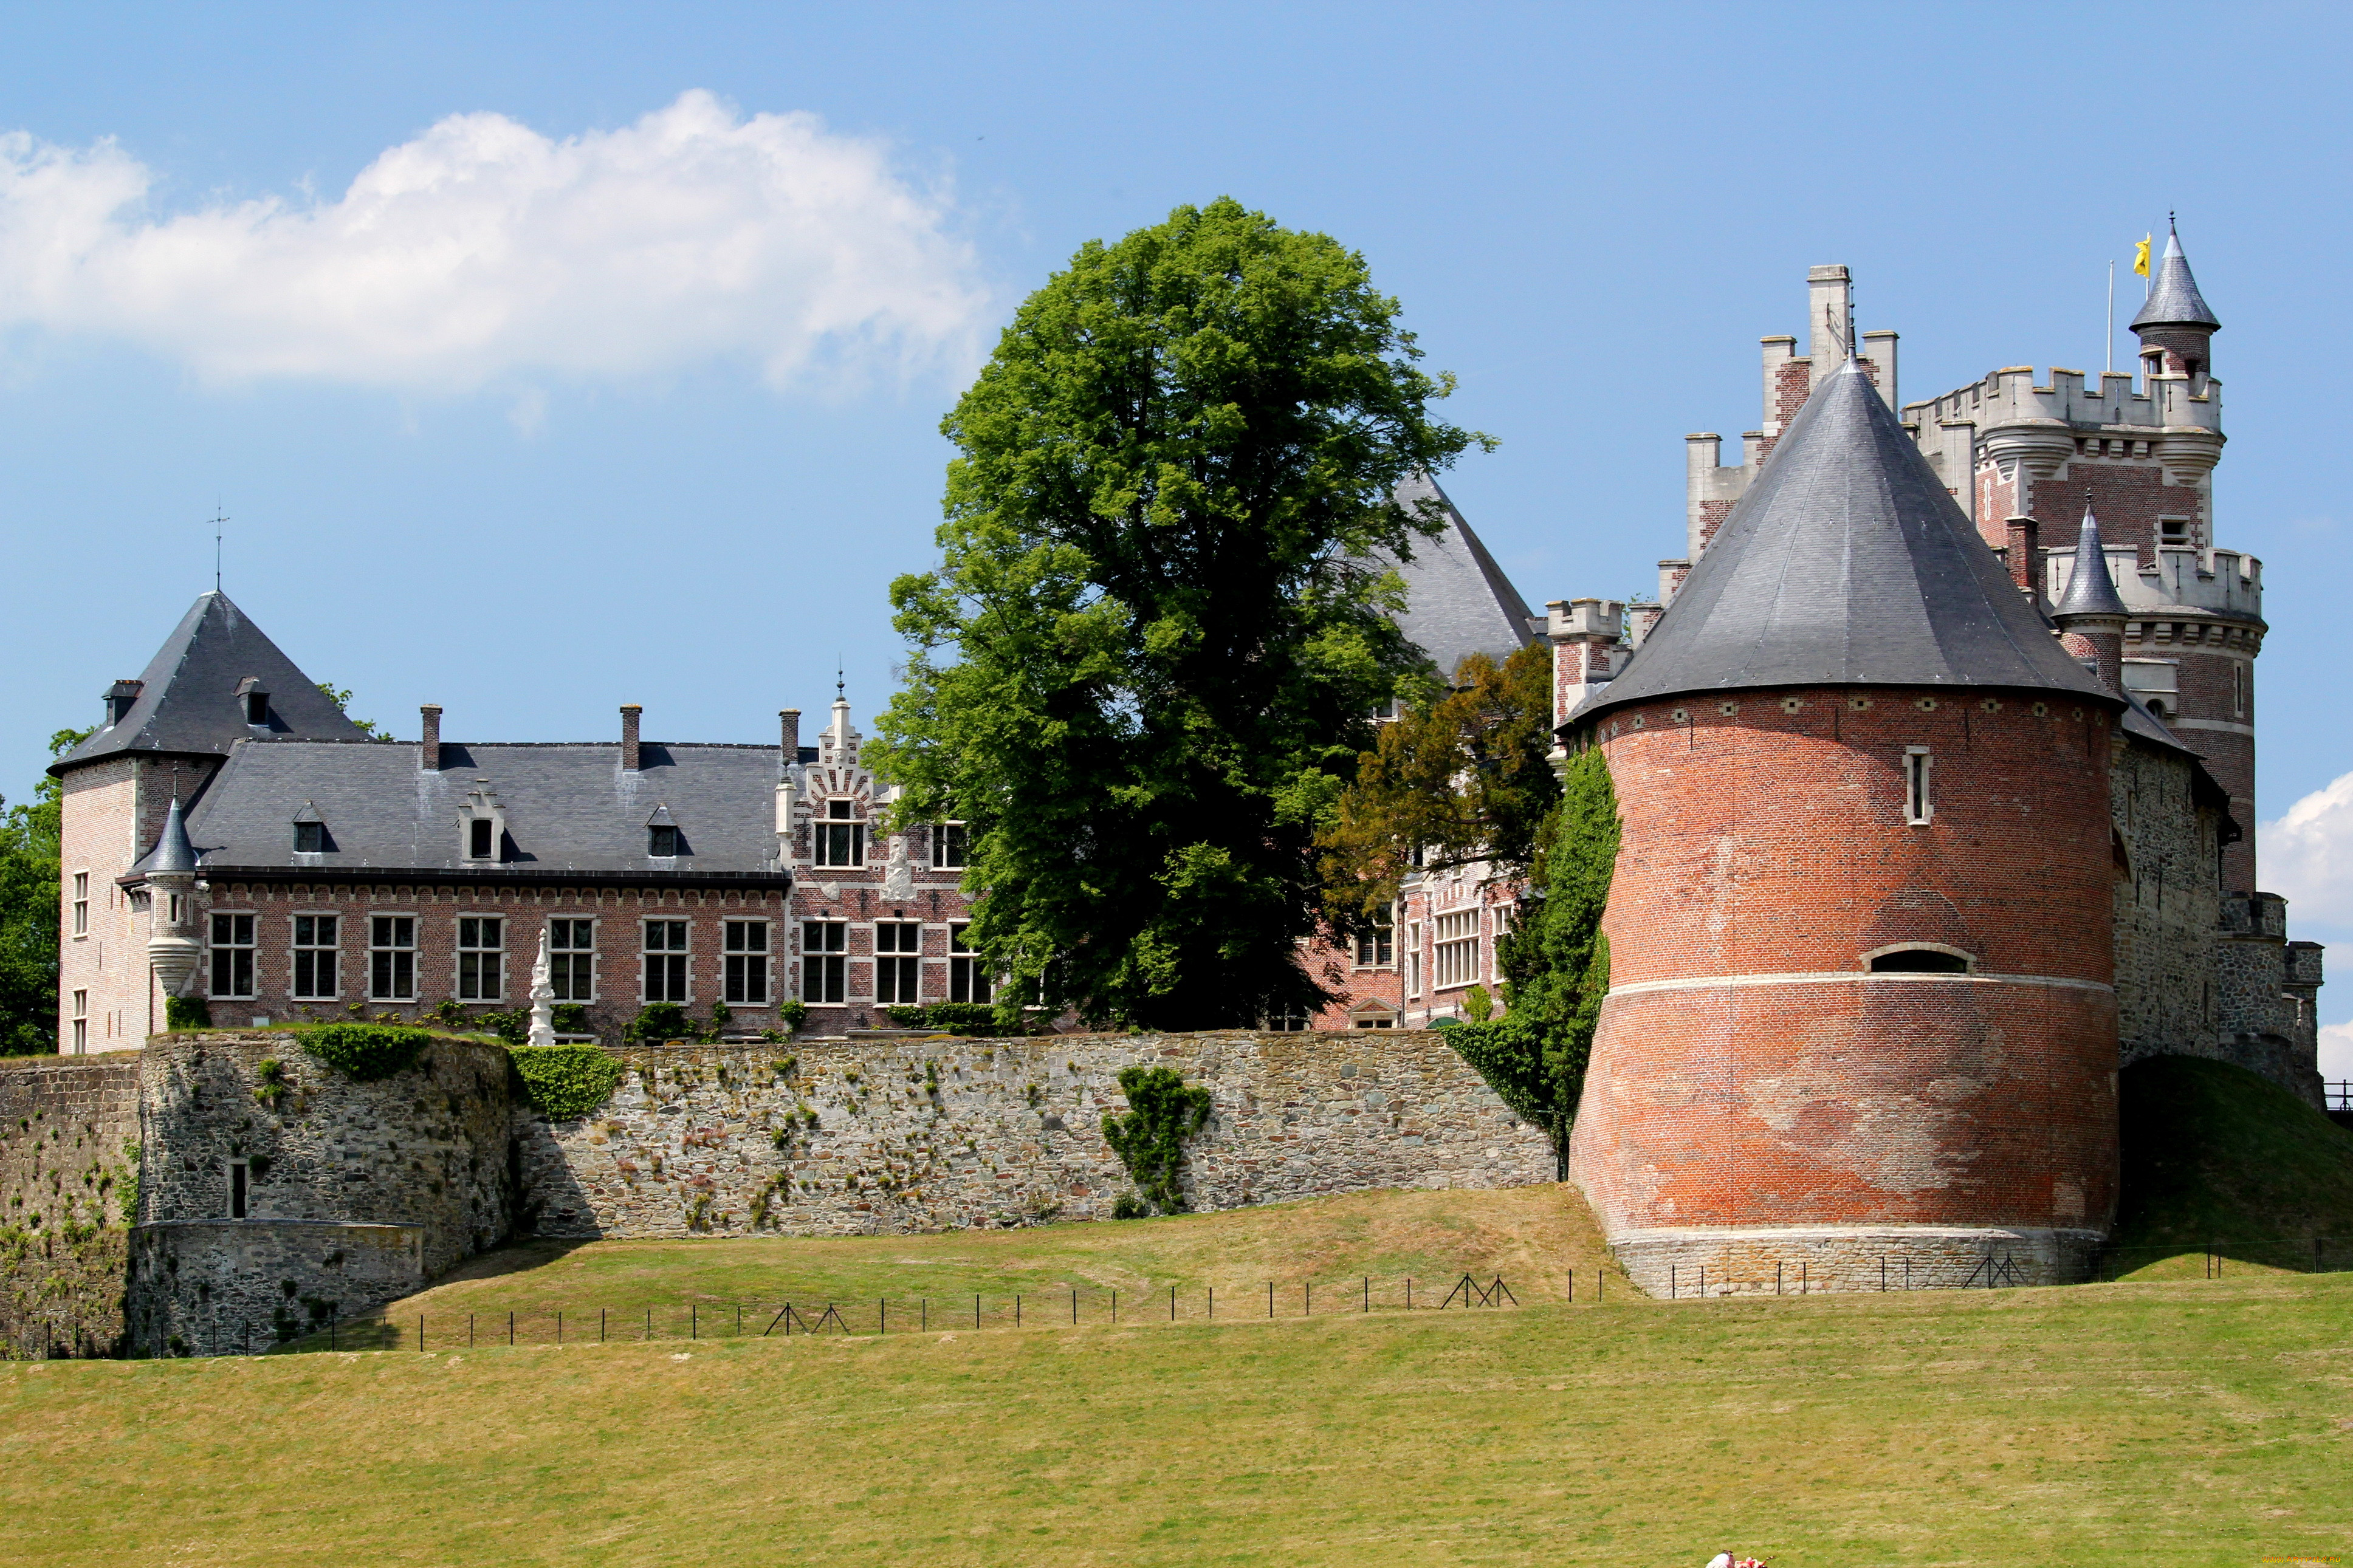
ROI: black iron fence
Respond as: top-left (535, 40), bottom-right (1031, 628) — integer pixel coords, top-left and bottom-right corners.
top-left (2325, 1080), bottom-right (2351, 1114)
top-left (266, 1272), bottom-right (1531, 1355)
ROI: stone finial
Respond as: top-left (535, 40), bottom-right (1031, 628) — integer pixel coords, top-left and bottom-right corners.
top-left (527, 928), bottom-right (555, 1048)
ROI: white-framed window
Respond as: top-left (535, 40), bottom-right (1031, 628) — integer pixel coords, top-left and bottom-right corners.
top-left (876, 921), bottom-right (921, 1004)
top-left (1903, 747), bottom-right (1933, 826)
top-left (549, 919), bottom-right (596, 1002)
top-left (932, 822), bottom-right (968, 870)
top-left (724, 920), bottom-right (769, 1004)
top-left (369, 915), bottom-right (417, 1001)
top-left (457, 917), bottom-right (504, 1001)
top-left (803, 920), bottom-right (847, 1004)
top-left (210, 913), bottom-right (257, 999)
top-left (292, 914), bottom-right (338, 999)
top-left (814, 799), bottom-right (865, 868)
top-left (949, 922), bottom-right (992, 1004)
top-left (1353, 908), bottom-right (1394, 969)
top-left (1405, 922), bottom-right (1423, 998)
top-left (642, 919), bottom-right (689, 1003)
top-left (70, 990), bottom-right (87, 1054)
top-left (71, 872), bottom-right (88, 937)
top-left (1434, 909), bottom-right (1480, 991)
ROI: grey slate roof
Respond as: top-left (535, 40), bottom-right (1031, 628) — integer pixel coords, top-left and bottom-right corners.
top-left (1571, 360), bottom-right (2116, 724)
top-left (133, 798), bottom-right (199, 877)
top-left (2053, 505), bottom-right (2129, 620)
top-left (56, 592), bottom-right (368, 773)
top-left (177, 738), bottom-right (788, 881)
top-left (1378, 472), bottom-right (1537, 679)
top-left (2130, 225), bottom-right (2221, 331)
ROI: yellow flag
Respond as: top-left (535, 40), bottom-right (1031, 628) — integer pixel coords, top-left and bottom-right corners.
top-left (2133, 235), bottom-right (2151, 276)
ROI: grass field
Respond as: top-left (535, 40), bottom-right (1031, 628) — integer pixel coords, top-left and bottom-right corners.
top-left (5, 1183), bottom-right (2351, 1567)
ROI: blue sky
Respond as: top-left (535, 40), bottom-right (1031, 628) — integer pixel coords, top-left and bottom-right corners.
top-left (5, 2), bottom-right (2351, 1063)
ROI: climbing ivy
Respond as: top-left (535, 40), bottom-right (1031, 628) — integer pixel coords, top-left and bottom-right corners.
top-left (297, 1024), bottom-right (432, 1081)
top-left (1100, 1066), bottom-right (1213, 1214)
top-left (507, 1046), bottom-right (625, 1121)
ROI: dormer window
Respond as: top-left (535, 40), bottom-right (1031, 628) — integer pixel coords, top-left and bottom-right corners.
top-left (293, 802), bottom-right (328, 855)
top-left (647, 803), bottom-right (681, 858)
top-left (814, 799), bottom-right (865, 868)
top-left (469, 818), bottom-right (495, 858)
top-left (459, 782), bottom-right (505, 863)
top-left (105, 680), bottom-right (143, 726)
top-left (237, 677), bottom-right (270, 727)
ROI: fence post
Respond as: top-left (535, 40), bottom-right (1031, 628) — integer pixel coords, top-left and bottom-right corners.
top-left (1071, 1289), bottom-right (1077, 1326)
top-left (1170, 1286), bottom-right (1175, 1322)
top-left (645, 1306), bottom-right (651, 1341)
top-left (922, 1298), bottom-right (929, 1331)
top-left (1777, 1262), bottom-right (1782, 1296)
top-left (419, 1314), bottom-right (425, 1352)
top-left (601, 1309), bottom-right (606, 1343)
top-left (692, 1305), bottom-right (697, 1340)
top-left (1801, 1262), bottom-right (1807, 1296)
top-left (1670, 1265), bottom-right (1676, 1301)
top-left (976, 1294), bottom-right (981, 1330)
top-left (330, 1311), bottom-right (337, 1351)
top-left (1015, 1295), bottom-right (1021, 1328)
top-left (1267, 1281), bottom-right (1273, 1319)
top-left (1110, 1292), bottom-right (1116, 1324)
top-left (1207, 1287), bottom-right (1213, 1320)
top-left (1362, 1276), bottom-right (1369, 1313)
top-left (1305, 1282), bottom-right (1311, 1316)
top-left (470, 1314), bottom-right (475, 1347)
top-left (509, 1312), bottom-right (515, 1346)
top-left (557, 1312), bottom-right (563, 1346)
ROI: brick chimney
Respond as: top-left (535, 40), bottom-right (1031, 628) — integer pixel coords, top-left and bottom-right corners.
top-left (2004, 516), bottom-right (2039, 597)
top-left (780, 708), bottom-right (800, 757)
top-left (419, 705), bottom-right (442, 771)
top-left (620, 705), bottom-right (642, 771)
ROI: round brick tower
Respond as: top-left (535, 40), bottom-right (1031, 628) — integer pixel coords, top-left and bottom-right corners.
top-left (1564, 360), bottom-right (2125, 1296)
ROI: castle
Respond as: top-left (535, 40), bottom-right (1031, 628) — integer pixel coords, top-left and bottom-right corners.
top-left (10, 230), bottom-right (2330, 1343)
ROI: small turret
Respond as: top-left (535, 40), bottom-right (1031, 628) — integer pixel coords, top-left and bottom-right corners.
top-left (2131, 219), bottom-right (2220, 386)
top-left (2052, 500), bottom-right (2128, 694)
top-left (143, 799), bottom-right (203, 1007)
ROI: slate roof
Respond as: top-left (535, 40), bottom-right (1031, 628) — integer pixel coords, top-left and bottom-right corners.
top-left (2053, 505), bottom-right (2130, 620)
top-left (1379, 472), bottom-right (1537, 679)
top-left (176, 738), bottom-right (789, 882)
top-left (56, 592), bottom-right (368, 773)
top-left (133, 798), bottom-right (200, 877)
top-left (2130, 224), bottom-right (2221, 332)
top-left (1570, 360), bottom-right (2117, 724)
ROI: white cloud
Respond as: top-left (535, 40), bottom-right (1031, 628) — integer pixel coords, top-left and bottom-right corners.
top-left (2321, 1020), bottom-right (2353, 1082)
top-left (2258, 770), bottom-right (2353, 926)
top-left (0, 91), bottom-right (988, 393)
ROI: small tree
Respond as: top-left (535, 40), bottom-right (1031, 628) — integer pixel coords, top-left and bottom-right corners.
top-left (1101, 1066), bottom-right (1214, 1213)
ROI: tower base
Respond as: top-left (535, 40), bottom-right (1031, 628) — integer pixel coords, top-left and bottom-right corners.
top-left (1607, 1225), bottom-right (2106, 1299)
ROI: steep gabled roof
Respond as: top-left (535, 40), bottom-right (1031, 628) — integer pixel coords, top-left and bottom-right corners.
top-left (1380, 472), bottom-right (1537, 680)
top-left (55, 592), bottom-right (369, 773)
top-left (1572, 361), bottom-right (2115, 722)
top-left (2130, 223), bottom-right (2221, 332)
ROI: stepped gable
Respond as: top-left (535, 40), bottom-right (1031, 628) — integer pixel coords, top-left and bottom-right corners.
top-left (2130, 222), bottom-right (2221, 332)
top-left (1381, 471), bottom-right (1537, 680)
top-left (53, 591), bottom-right (368, 773)
top-left (179, 739), bottom-right (788, 878)
top-left (1574, 361), bottom-right (2115, 721)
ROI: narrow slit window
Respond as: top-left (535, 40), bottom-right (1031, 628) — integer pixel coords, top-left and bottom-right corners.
top-left (1903, 748), bottom-right (1933, 826)
top-left (71, 872), bottom-right (88, 936)
top-left (229, 1160), bottom-right (248, 1219)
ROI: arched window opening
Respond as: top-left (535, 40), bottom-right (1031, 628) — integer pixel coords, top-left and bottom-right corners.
top-left (1867, 947), bottom-right (1971, 974)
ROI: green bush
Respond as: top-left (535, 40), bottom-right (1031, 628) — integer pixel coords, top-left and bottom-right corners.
top-left (476, 1006), bottom-right (531, 1046)
top-left (1112, 1192), bottom-right (1150, 1220)
top-left (1463, 983), bottom-right (1494, 1023)
top-left (1101, 1066), bottom-right (1213, 1214)
top-left (297, 1024), bottom-right (433, 1081)
top-left (701, 1001), bottom-right (732, 1042)
top-left (551, 1004), bottom-right (591, 1035)
top-left (624, 1002), bottom-right (689, 1043)
top-left (164, 997), bottom-right (211, 1030)
top-left (775, 999), bottom-right (808, 1034)
top-left (881, 1002), bottom-right (1005, 1035)
top-left (508, 1046), bottom-right (626, 1121)
top-left (432, 998), bottom-right (467, 1030)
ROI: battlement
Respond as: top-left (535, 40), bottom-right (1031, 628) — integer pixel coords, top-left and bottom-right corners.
top-left (1905, 366), bottom-right (2221, 441)
top-left (2046, 543), bottom-right (2263, 620)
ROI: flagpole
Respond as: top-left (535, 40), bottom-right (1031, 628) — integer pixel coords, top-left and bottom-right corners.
top-left (2106, 261), bottom-right (2114, 375)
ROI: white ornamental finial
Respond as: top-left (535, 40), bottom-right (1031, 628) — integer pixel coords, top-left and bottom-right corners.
top-left (527, 926), bottom-right (555, 1047)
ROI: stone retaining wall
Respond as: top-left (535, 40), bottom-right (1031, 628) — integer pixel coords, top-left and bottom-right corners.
top-left (0, 1055), bottom-right (143, 1357)
top-left (520, 1030), bottom-right (1553, 1239)
top-left (1607, 1225), bottom-right (2105, 1298)
top-left (128, 1219), bottom-right (425, 1357)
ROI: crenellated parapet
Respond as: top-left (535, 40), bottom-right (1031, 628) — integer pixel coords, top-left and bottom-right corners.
top-left (2046, 544), bottom-right (2265, 625)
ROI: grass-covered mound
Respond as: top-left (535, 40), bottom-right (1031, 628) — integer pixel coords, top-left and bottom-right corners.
top-left (2113, 1053), bottom-right (2353, 1273)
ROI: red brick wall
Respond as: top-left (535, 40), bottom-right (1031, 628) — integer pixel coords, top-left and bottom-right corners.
top-left (2026, 459), bottom-right (2204, 560)
top-left (1568, 684), bottom-right (2120, 1237)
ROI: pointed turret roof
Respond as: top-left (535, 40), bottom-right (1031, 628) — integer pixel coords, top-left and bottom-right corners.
top-left (2130, 221), bottom-right (2221, 332)
top-left (1572, 361), bottom-right (2114, 721)
top-left (53, 592), bottom-right (369, 774)
top-left (133, 797), bottom-right (200, 877)
top-left (2053, 503), bottom-right (2129, 620)
top-left (1381, 472), bottom-right (1537, 680)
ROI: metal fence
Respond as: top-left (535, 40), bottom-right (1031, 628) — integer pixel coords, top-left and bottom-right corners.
top-left (263, 1272), bottom-right (1533, 1356)
top-left (2326, 1080), bottom-right (2351, 1114)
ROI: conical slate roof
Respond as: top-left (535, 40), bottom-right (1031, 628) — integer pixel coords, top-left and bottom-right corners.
top-left (53, 592), bottom-right (369, 774)
top-left (2130, 224), bottom-right (2220, 332)
top-left (1572, 361), bottom-right (2115, 722)
top-left (2053, 504), bottom-right (2129, 620)
top-left (134, 798), bottom-right (200, 877)
top-left (1380, 472), bottom-right (1537, 680)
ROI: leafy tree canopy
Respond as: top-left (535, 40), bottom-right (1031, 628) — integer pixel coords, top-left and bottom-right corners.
top-left (873, 197), bottom-right (1486, 1030)
top-left (1, 728), bottom-right (96, 1055)
top-left (1317, 642), bottom-right (1559, 921)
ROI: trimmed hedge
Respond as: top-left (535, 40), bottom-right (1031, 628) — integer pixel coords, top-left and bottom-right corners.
top-left (509, 1046), bottom-right (626, 1121)
top-left (297, 1024), bottom-right (434, 1080)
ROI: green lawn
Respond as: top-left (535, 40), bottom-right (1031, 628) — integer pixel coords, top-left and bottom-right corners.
top-left (5, 1185), bottom-right (2350, 1567)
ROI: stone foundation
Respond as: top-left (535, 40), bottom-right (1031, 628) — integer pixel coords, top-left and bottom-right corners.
top-left (128, 1219), bottom-right (425, 1357)
top-left (1607, 1225), bottom-right (2106, 1298)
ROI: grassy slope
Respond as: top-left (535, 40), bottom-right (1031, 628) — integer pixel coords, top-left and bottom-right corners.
top-left (2112, 1055), bottom-right (2353, 1275)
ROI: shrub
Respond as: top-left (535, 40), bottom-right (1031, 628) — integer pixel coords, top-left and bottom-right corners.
top-left (882, 1002), bottom-right (1007, 1035)
top-left (1112, 1192), bottom-right (1150, 1220)
top-left (551, 1004), bottom-right (592, 1035)
top-left (507, 1046), bottom-right (626, 1121)
top-left (775, 999), bottom-right (809, 1035)
top-left (701, 1001), bottom-right (733, 1042)
top-left (164, 997), bottom-right (211, 1031)
top-left (624, 1002), bottom-right (690, 1043)
top-left (1101, 1066), bottom-right (1213, 1214)
top-left (476, 1006), bottom-right (531, 1046)
top-left (297, 1024), bottom-right (433, 1081)
top-left (432, 998), bottom-right (467, 1030)
top-left (252, 1058), bottom-right (289, 1107)
top-left (1463, 983), bottom-right (1494, 1023)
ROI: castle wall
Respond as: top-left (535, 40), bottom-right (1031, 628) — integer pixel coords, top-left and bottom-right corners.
top-left (128, 1220), bottom-right (424, 1357)
top-left (518, 1031), bottom-right (1550, 1239)
top-left (2111, 739), bottom-right (2221, 1068)
top-left (0, 1056), bottom-right (143, 1356)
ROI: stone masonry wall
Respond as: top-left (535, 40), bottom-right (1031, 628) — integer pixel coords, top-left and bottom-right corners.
top-left (519, 1030), bottom-right (1553, 1239)
top-left (128, 1219), bottom-right (424, 1358)
top-left (2112, 739), bottom-right (2221, 1070)
top-left (0, 1056), bottom-right (142, 1356)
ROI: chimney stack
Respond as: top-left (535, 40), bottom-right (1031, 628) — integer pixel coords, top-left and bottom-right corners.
top-left (620, 705), bottom-right (642, 771)
top-left (780, 708), bottom-right (801, 758)
top-left (2004, 516), bottom-right (2040, 598)
top-left (419, 705), bottom-right (442, 771)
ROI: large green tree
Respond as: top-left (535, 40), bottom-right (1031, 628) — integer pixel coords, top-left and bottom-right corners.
top-left (1, 728), bottom-right (94, 1056)
top-left (873, 197), bottom-right (1485, 1030)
